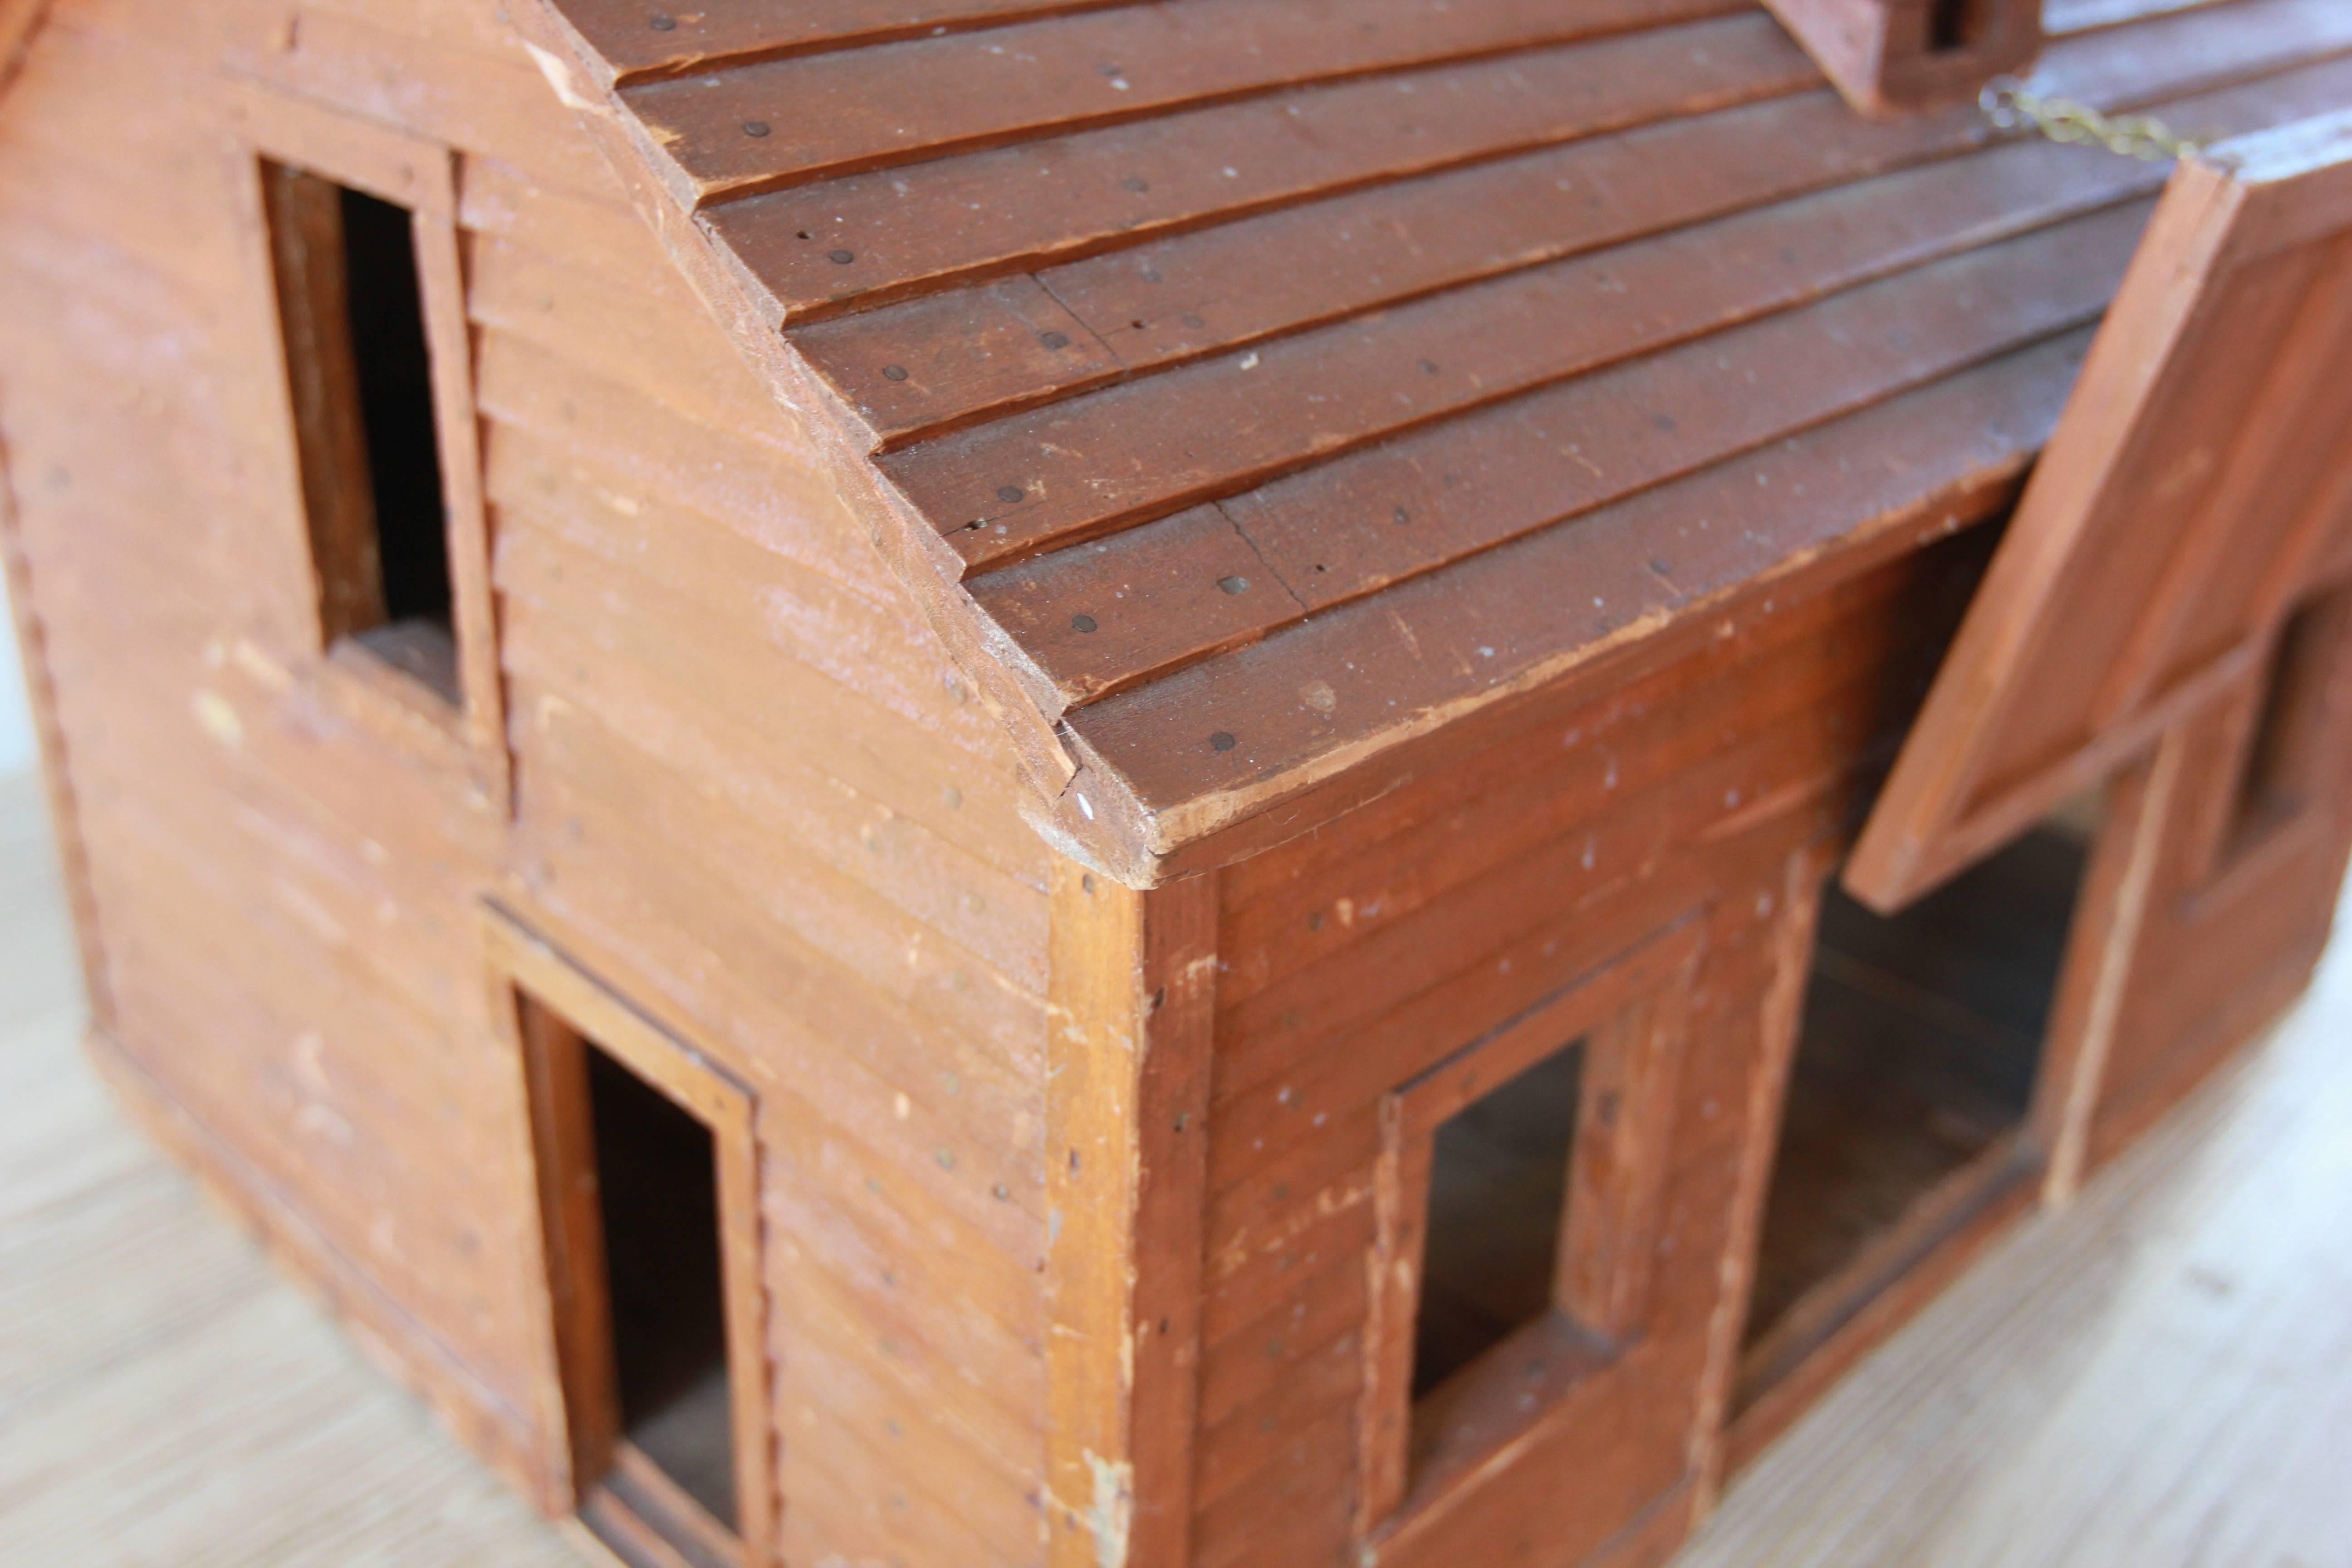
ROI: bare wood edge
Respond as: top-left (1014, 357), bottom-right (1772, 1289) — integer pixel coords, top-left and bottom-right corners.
top-left (81, 1022), bottom-right (560, 1509)
top-left (485, 902), bottom-right (782, 1566)
top-left (0, 422), bottom-right (118, 1033)
top-left (1045, 862), bottom-right (1218, 1568)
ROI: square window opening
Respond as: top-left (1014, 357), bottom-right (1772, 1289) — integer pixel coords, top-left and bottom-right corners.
top-left (262, 163), bottom-right (458, 703)
top-left (583, 1041), bottom-right (739, 1531)
top-left (1414, 1039), bottom-right (1586, 1400)
top-left (1742, 803), bottom-right (2098, 1386)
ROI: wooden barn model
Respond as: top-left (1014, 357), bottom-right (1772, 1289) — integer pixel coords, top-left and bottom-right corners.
top-left (5, 1), bottom-right (2352, 1565)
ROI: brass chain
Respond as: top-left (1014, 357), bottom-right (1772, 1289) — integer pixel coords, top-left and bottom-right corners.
top-left (1980, 77), bottom-right (2201, 163)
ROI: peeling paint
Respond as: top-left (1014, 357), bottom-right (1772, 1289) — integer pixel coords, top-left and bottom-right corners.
top-left (523, 40), bottom-right (597, 111)
top-left (1086, 1451), bottom-right (1135, 1568)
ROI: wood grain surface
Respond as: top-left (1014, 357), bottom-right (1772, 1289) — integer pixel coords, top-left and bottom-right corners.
top-left (519, 0), bottom-right (2352, 883)
top-left (7, 762), bottom-right (2350, 1563)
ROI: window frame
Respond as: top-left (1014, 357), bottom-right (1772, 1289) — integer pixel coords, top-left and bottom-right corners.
top-left (488, 905), bottom-right (779, 1568)
top-left (232, 84), bottom-right (506, 799)
top-left (1357, 922), bottom-right (1700, 1533)
top-left (2203, 574), bottom-right (2352, 885)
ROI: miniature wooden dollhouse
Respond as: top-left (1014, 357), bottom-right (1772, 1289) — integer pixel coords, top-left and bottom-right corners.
top-left (5, 1), bottom-right (2352, 1565)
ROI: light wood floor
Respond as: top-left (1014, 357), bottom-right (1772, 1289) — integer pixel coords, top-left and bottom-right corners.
top-left (2, 766), bottom-right (2348, 1567)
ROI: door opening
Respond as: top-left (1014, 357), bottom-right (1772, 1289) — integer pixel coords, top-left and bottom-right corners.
top-left (496, 911), bottom-right (776, 1568)
top-left (585, 1043), bottom-right (737, 1526)
top-left (1737, 802), bottom-right (2098, 1429)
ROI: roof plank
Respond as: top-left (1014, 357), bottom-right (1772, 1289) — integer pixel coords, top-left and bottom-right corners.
top-left (1063, 330), bottom-right (2098, 824)
top-left (1226, 203), bottom-right (2147, 612)
top-left (707, 10), bottom-right (1805, 321)
top-left (627, 0), bottom-right (1745, 203)
top-left (527, 0), bottom-right (2352, 881)
top-left (553, 0), bottom-right (1132, 84)
top-left (792, 21), bottom-right (2352, 446)
top-left (967, 505), bottom-right (1302, 707)
top-left (1032, 15), bottom-right (2352, 375)
top-left (885, 155), bottom-right (2159, 573)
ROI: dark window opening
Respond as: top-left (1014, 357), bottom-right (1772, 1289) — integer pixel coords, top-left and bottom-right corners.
top-left (262, 163), bottom-right (458, 703)
top-left (1929, 0), bottom-right (1984, 51)
top-left (2227, 587), bottom-right (2352, 857)
top-left (1743, 808), bottom-right (2095, 1370)
top-left (1415, 1040), bottom-right (1585, 1399)
top-left (585, 1043), bottom-right (738, 1530)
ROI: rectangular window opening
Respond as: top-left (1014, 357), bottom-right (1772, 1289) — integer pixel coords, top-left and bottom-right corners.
top-left (263, 163), bottom-right (458, 704)
top-left (584, 1041), bottom-right (739, 1533)
top-left (1364, 934), bottom-right (1695, 1531)
top-left (1415, 1039), bottom-right (1586, 1400)
top-left (1740, 801), bottom-right (2098, 1397)
top-left (2226, 586), bottom-right (2352, 858)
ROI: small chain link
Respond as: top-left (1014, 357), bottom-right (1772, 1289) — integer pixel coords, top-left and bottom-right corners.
top-left (1980, 77), bottom-right (2200, 163)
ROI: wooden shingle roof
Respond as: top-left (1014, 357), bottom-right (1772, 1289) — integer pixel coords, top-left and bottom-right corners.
top-left (519, 0), bottom-right (2352, 882)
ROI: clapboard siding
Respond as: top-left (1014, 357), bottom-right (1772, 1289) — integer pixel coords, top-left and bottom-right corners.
top-left (0, 0), bottom-right (1054, 1556)
top-left (1191, 533), bottom-right (1994, 1563)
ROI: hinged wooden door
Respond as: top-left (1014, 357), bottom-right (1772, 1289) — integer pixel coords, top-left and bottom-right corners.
top-left (1847, 112), bottom-right (2352, 912)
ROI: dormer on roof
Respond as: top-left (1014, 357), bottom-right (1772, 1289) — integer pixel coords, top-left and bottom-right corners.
top-left (1765, 0), bottom-right (2045, 115)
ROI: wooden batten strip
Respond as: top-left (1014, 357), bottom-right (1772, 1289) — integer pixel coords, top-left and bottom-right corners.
top-left (1063, 327), bottom-right (2089, 839)
top-left (712, 13), bottom-right (1810, 323)
top-left (551, 0), bottom-right (1133, 85)
top-left (1223, 206), bottom-right (2140, 607)
top-left (1045, 863), bottom-right (1217, 1568)
top-left (888, 158), bottom-right (2156, 579)
top-left (800, 37), bottom-right (2352, 444)
top-left (620, 0), bottom-right (1743, 206)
